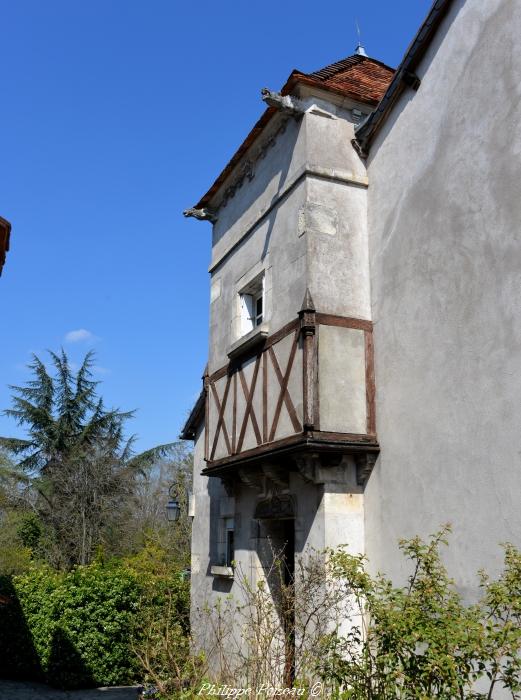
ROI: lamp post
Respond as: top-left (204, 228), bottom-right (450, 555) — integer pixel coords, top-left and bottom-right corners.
top-left (165, 485), bottom-right (181, 523)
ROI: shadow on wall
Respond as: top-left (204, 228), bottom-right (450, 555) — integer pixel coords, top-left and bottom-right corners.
top-left (0, 576), bottom-right (94, 689)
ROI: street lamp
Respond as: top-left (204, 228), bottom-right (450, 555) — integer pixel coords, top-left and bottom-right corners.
top-left (165, 485), bottom-right (181, 523)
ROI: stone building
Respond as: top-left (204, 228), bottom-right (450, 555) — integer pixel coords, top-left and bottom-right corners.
top-left (182, 0), bottom-right (521, 673)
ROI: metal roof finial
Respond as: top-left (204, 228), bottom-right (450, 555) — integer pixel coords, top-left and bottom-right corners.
top-left (355, 20), bottom-right (368, 57)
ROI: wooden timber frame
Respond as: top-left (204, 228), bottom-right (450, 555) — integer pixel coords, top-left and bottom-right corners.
top-left (202, 303), bottom-right (378, 478)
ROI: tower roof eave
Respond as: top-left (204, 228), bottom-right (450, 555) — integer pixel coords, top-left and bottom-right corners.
top-left (191, 55), bottom-right (395, 211)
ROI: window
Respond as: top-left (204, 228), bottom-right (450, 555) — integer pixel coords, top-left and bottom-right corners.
top-left (219, 516), bottom-right (234, 567)
top-left (210, 503), bottom-right (235, 577)
top-left (226, 527), bottom-right (235, 567)
top-left (239, 273), bottom-right (265, 336)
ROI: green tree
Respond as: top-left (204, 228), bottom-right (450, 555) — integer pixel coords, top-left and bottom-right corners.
top-left (0, 350), bottom-right (176, 569)
top-left (129, 445), bottom-right (193, 569)
top-left (0, 451), bottom-right (35, 573)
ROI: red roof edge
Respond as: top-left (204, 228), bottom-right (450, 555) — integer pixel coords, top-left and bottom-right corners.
top-left (194, 105), bottom-right (277, 210)
top-left (194, 57), bottom-right (394, 211)
top-left (0, 217), bottom-right (11, 277)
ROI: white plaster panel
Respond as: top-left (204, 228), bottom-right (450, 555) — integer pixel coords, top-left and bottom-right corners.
top-left (318, 325), bottom-right (366, 434)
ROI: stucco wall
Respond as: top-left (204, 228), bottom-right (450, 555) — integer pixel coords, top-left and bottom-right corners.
top-left (191, 91), bottom-right (375, 663)
top-left (365, 0), bottom-right (521, 597)
top-left (190, 423), bottom-right (226, 643)
top-left (208, 102), bottom-right (371, 374)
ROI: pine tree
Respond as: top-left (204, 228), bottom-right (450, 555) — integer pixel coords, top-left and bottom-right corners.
top-left (0, 350), bottom-right (175, 568)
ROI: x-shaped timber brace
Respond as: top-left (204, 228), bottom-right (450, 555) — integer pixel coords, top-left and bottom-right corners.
top-left (203, 303), bottom-right (378, 471)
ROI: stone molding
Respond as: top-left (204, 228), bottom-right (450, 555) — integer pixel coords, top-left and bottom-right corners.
top-left (209, 163), bottom-right (369, 272)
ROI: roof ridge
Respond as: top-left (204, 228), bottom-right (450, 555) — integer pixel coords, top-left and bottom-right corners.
top-left (308, 54), bottom-right (394, 81)
top-left (309, 55), bottom-right (360, 80)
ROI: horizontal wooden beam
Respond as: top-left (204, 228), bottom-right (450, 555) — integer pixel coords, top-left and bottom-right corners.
top-left (202, 430), bottom-right (379, 477)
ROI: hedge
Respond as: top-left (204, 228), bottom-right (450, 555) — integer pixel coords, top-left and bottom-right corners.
top-left (0, 559), bottom-right (189, 689)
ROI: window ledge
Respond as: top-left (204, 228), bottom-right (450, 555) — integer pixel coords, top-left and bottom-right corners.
top-left (210, 565), bottom-right (234, 578)
top-left (227, 323), bottom-right (269, 360)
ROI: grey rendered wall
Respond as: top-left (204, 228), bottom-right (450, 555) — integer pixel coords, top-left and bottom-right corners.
top-left (189, 423), bottom-right (227, 651)
top-left (208, 101), bottom-right (371, 374)
top-left (208, 115), bottom-right (308, 374)
top-left (191, 91), bottom-right (374, 660)
top-left (365, 0), bottom-right (521, 598)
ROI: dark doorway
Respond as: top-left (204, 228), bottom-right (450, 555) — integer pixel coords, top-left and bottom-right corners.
top-left (281, 519), bottom-right (295, 687)
top-left (257, 516), bottom-right (295, 686)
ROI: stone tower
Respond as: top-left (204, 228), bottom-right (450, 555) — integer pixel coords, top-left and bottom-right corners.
top-left (182, 0), bottom-right (521, 686)
top-left (182, 53), bottom-right (393, 671)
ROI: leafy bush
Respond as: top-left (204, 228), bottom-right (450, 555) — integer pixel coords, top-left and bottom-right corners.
top-left (124, 543), bottom-right (201, 698)
top-left (0, 556), bottom-right (190, 690)
top-left (193, 529), bottom-right (521, 699)
top-left (316, 527), bottom-right (521, 699)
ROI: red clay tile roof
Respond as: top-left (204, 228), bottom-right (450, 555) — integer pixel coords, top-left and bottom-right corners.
top-left (0, 217), bottom-right (11, 277)
top-left (194, 55), bottom-right (394, 210)
top-left (305, 55), bottom-right (395, 104)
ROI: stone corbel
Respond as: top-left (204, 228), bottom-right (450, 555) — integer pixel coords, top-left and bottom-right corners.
top-left (355, 452), bottom-right (378, 486)
top-left (261, 88), bottom-right (306, 116)
top-left (183, 207), bottom-right (218, 223)
top-left (293, 453), bottom-right (322, 484)
top-left (238, 468), bottom-right (265, 492)
top-left (262, 464), bottom-right (289, 491)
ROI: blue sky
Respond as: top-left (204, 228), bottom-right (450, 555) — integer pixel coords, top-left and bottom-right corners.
top-left (0, 0), bottom-right (432, 453)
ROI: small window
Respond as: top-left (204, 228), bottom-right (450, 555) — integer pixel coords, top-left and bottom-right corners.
top-left (218, 516), bottom-right (234, 567)
top-left (239, 273), bottom-right (265, 336)
top-left (226, 528), bottom-right (234, 567)
top-left (254, 292), bottom-right (263, 327)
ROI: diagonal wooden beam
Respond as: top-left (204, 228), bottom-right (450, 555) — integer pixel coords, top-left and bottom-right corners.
top-left (237, 355), bottom-right (262, 452)
top-left (269, 331), bottom-right (301, 441)
top-left (210, 375), bottom-right (232, 460)
top-left (262, 351), bottom-right (268, 443)
top-left (232, 371), bottom-right (237, 454)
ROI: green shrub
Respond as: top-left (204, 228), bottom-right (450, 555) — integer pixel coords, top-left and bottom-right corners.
top-left (124, 543), bottom-right (197, 696)
top-left (0, 558), bottom-right (190, 690)
top-left (316, 527), bottom-right (521, 699)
